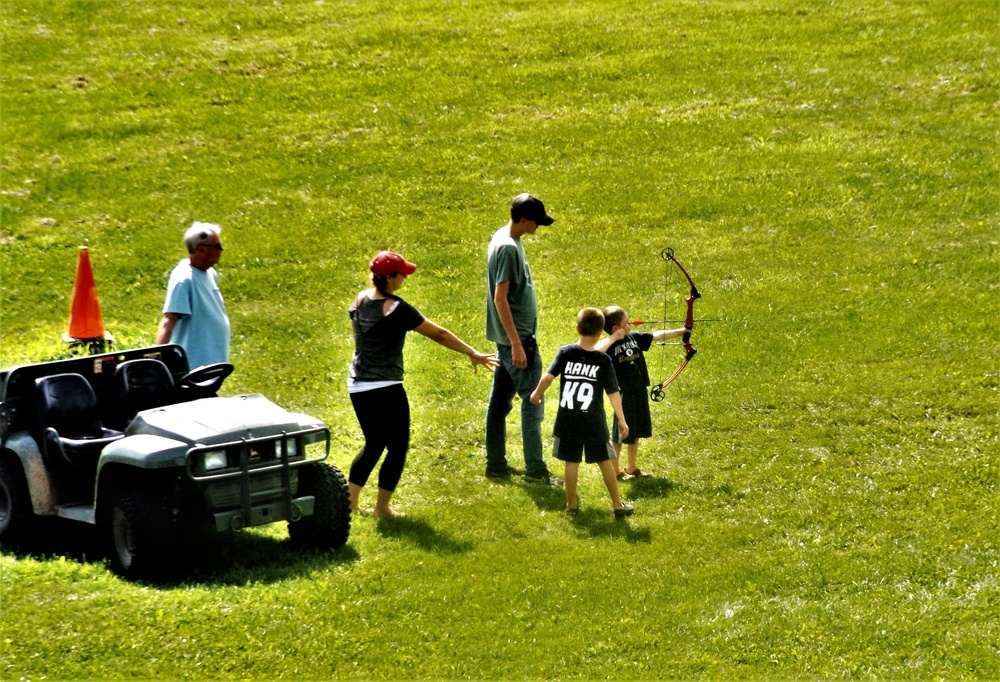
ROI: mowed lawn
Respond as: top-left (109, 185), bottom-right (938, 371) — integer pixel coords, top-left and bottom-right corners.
top-left (1, 0), bottom-right (997, 678)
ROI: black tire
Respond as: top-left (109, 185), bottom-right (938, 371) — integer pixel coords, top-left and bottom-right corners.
top-left (107, 490), bottom-right (177, 580)
top-left (0, 458), bottom-right (32, 542)
top-left (288, 462), bottom-right (351, 550)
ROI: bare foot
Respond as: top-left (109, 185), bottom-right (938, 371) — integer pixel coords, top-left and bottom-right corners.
top-left (352, 506), bottom-right (372, 516)
top-left (373, 507), bottom-right (404, 519)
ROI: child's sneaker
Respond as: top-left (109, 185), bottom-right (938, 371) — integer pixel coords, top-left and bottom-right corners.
top-left (625, 468), bottom-right (651, 478)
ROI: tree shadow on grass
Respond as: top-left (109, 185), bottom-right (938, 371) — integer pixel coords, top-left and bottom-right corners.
top-left (373, 515), bottom-right (473, 555)
top-left (1, 516), bottom-right (360, 588)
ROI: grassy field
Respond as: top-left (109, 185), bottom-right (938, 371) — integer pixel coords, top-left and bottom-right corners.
top-left (1, 0), bottom-right (998, 678)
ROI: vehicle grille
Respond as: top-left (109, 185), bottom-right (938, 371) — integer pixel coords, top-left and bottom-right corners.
top-left (202, 470), bottom-right (300, 510)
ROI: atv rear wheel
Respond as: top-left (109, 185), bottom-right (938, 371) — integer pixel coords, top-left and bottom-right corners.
top-left (0, 458), bottom-right (32, 542)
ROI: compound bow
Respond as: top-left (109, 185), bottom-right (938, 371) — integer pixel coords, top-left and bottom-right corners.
top-left (650, 247), bottom-right (700, 402)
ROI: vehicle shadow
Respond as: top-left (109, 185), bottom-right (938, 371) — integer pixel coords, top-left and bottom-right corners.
top-left (1, 517), bottom-right (360, 587)
top-left (3, 516), bottom-right (104, 565)
top-left (372, 515), bottom-right (473, 555)
top-left (187, 533), bottom-right (360, 587)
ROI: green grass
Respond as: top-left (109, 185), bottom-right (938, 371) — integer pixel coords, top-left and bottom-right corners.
top-left (1, 0), bottom-right (998, 678)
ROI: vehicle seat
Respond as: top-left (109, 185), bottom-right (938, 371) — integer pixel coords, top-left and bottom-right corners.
top-left (35, 373), bottom-right (124, 466)
top-left (115, 358), bottom-right (176, 424)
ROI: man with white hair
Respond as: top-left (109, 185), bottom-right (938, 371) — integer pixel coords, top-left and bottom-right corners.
top-left (155, 222), bottom-right (231, 368)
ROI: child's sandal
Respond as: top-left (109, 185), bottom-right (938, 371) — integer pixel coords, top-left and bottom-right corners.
top-left (613, 503), bottom-right (635, 518)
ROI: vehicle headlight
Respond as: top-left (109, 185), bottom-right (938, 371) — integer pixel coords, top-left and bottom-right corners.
top-left (203, 450), bottom-right (228, 471)
top-left (284, 438), bottom-right (298, 458)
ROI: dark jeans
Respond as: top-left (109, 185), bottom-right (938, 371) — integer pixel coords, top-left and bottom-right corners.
top-left (349, 384), bottom-right (410, 492)
top-left (485, 337), bottom-right (546, 476)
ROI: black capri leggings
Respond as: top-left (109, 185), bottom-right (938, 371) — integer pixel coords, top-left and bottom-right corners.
top-left (348, 383), bottom-right (410, 493)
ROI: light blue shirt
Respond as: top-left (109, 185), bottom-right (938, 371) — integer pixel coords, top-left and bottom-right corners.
top-left (163, 259), bottom-right (230, 369)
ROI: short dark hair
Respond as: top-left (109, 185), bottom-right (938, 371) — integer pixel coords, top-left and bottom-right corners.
top-left (576, 307), bottom-right (605, 337)
top-left (510, 193), bottom-right (554, 225)
top-left (602, 306), bottom-right (627, 334)
top-left (371, 273), bottom-right (392, 297)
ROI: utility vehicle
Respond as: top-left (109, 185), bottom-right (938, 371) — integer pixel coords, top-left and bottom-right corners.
top-left (0, 344), bottom-right (350, 580)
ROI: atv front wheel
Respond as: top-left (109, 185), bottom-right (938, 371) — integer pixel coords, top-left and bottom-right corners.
top-left (107, 490), bottom-right (177, 580)
top-left (288, 462), bottom-right (350, 550)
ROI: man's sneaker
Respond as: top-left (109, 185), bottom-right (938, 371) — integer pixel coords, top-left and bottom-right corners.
top-left (614, 503), bottom-right (635, 518)
top-left (485, 465), bottom-right (524, 480)
top-left (525, 470), bottom-right (563, 487)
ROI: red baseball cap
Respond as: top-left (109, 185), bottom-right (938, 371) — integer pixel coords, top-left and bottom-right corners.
top-left (370, 251), bottom-right (417, 276)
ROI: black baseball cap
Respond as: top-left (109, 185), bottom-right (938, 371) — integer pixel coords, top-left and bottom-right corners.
top-left (510, 193), bottom-right (555, 226)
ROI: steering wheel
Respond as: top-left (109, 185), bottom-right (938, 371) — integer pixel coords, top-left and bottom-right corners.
top-left (177, 363), bottom-right (234, 397)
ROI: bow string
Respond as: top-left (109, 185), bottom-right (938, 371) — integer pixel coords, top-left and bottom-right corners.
top-left (650, 247), bottom-right (700, 402)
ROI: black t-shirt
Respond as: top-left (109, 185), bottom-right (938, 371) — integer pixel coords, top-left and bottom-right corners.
top-left (349, 293), bottom-right (425, 382)
top-left (546, 344), bottom-right (620, 441)
top-left (605, 331), bottom-right (654, 389)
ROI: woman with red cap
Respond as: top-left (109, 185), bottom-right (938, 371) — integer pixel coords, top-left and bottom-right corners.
top-left (347, 251), bottom-right (499, 518)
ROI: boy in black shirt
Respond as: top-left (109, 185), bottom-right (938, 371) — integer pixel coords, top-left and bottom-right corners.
top-left (530, 308), bottom-right (634, 517)
top-left (597, 306), bottom-right (688, 479)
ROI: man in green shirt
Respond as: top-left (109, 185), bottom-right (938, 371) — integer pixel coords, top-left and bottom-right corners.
top-left (484, 193), bottom-right (561, 485)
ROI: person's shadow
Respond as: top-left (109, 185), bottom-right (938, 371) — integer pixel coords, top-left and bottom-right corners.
top-left (569, 511), bottom-right (653, 543)
top-left (619, 476), bottom-right (677, 499)
top-left (516, 479), bottom-right (654, 543)
top-left (520, 481), bottom-right (567, 513)
top-left (373, 516), bottom-right (473, 555)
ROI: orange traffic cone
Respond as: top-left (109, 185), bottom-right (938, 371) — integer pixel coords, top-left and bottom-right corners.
top-left (63, 246), bottom-right (112, 350)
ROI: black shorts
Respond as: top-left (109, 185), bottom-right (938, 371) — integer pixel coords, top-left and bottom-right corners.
top-left (553, 435), bottom-right (617, 464)
top-left (613, 386), bottom-right (652, 444)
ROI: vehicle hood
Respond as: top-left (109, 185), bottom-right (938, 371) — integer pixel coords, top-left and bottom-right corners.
top-left (125, 393), bottom-right (315, 446)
